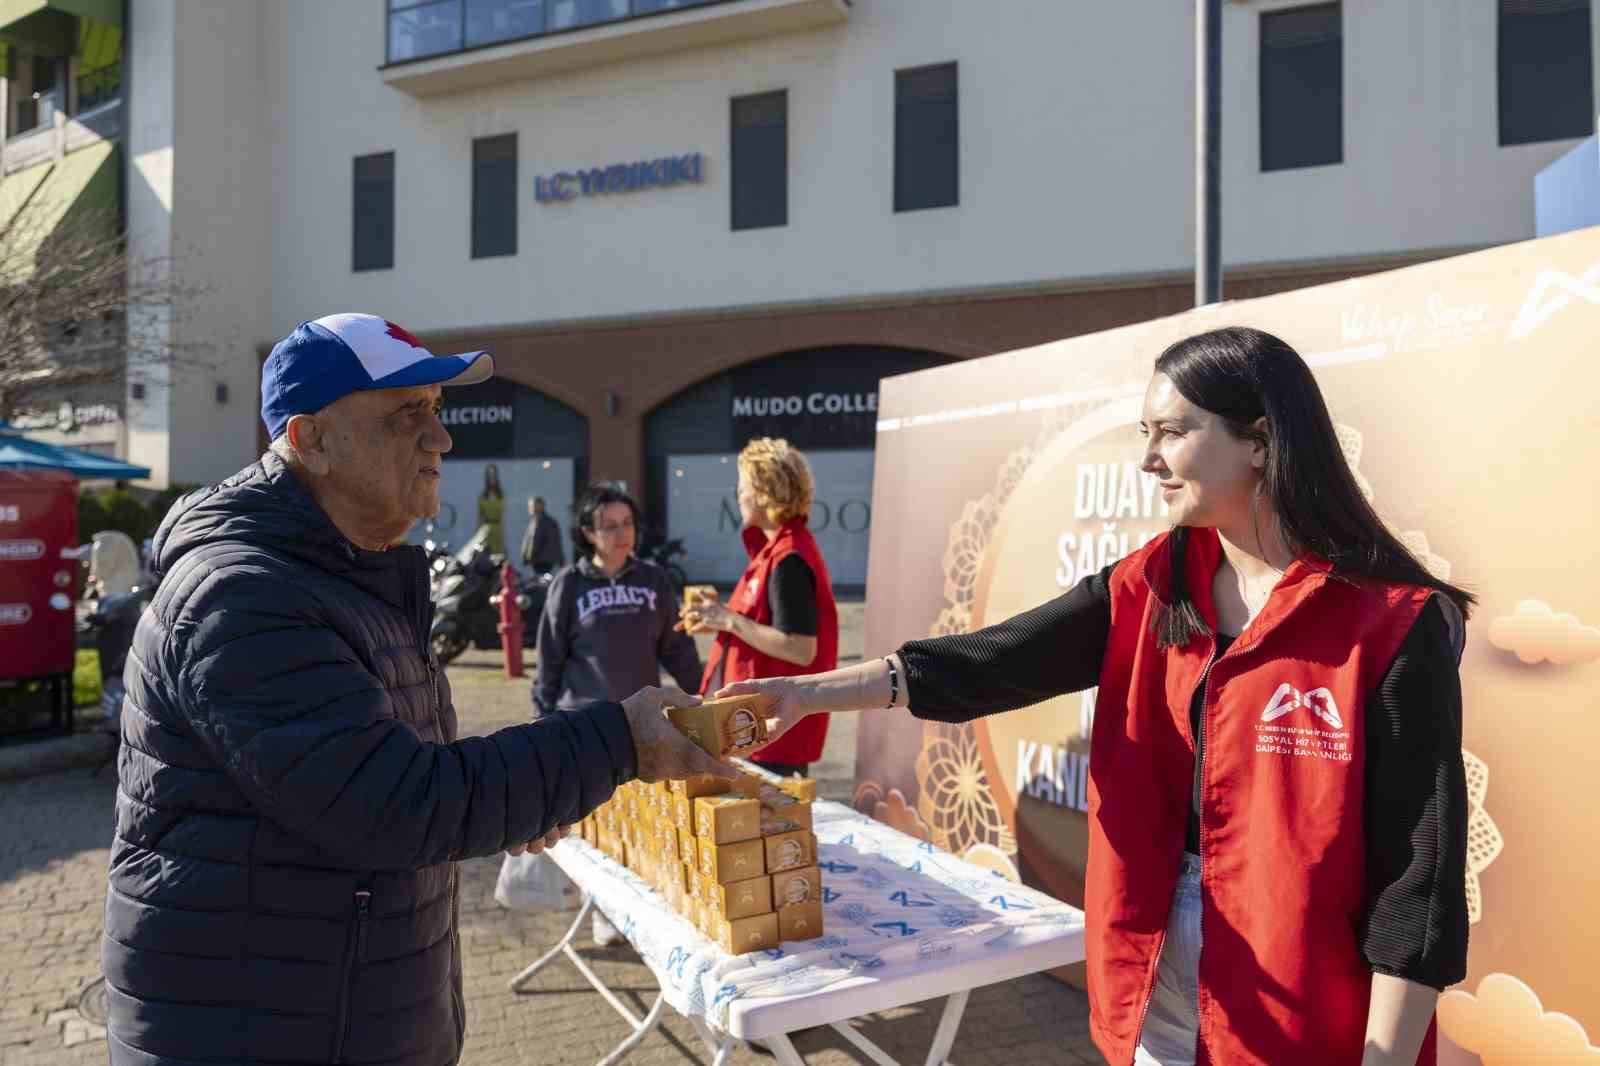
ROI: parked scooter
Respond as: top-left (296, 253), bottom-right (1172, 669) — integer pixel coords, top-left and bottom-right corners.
top-left (74, 532), bottom-right (156, 773)
top-left (428, 525), bottom-right (547, 665)
top-left (637, 531), bottom-right (688, 599)
top-left (419, 520), bottom-right (454, 599)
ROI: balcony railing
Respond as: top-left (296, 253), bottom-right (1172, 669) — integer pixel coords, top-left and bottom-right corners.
top-left (385, 0), bottom-right (755, 64)
top-left (382, 0), bottom-right (848, 95)
top-left (2, 98), bottom-right (122, 177)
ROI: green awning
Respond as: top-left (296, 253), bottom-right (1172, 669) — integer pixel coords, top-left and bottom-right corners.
top-left (0, 139), bottom-right (117, 281)
top-left (77, 12), bottom-right (118, 70)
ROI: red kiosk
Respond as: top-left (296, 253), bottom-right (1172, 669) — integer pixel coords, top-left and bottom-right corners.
top-left (0, 423), bottom-right (149, 739)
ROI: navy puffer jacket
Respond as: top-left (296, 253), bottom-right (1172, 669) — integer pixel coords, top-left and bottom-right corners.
top-left (104, 453), bottom-right (637, 1066)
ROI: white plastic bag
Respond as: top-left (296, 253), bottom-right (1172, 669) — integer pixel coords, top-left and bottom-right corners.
top-left (494, 850), bottom-right (571, 911)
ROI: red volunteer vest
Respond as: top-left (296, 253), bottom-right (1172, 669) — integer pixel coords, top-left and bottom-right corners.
top-left (700, 519), bottom-right (838, 764)
top-left (1087, 528), bottom-right (1436, 1066)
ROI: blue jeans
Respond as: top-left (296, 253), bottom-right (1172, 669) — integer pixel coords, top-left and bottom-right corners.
top-left (1133, 853), bottom-right (1202, 1066)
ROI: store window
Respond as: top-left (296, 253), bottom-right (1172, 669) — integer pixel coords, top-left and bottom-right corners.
top-left (419, 377), bottom-right (590, 560)
top-left (894, 62), bottom-right (959, 213)
top-left (472, 133), bottom-right (518, 259)
top-left (732, 90), bottom-right (787, 231)
top-left (645, 346), bottom-right (955, 587)
top-left (353, 152), bottom-right (396, 273)
top-left (1498, 0), bottom-right (1594, 146)
top-left (1259, 3), bottom-right (1343, 172)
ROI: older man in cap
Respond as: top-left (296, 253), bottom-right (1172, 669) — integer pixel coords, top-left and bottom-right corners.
top-left (103, 314), bottom-right (730, 1066)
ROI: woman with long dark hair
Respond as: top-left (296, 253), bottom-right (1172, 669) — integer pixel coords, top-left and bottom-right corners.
top-left (714, 328), bottom-right (1471, 1066)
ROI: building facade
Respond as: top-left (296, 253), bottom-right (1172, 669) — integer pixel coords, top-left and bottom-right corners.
top-left (0, 0), bottom-right (125, 458)
top-left (23, 0), bottom-right (1597, 580)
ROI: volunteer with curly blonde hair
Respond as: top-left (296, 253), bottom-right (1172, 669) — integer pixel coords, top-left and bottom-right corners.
top-left (683, 438), bottom-right (838, 777)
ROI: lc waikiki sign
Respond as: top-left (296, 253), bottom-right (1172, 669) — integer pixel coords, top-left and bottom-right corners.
top-left (534, 153), bottom-right (705, 203)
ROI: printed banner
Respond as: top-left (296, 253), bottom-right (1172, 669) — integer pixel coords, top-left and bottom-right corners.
top-left (856, 227), bottom-right (1600, 1066)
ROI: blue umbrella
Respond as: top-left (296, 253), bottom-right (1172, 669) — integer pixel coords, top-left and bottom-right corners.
top-left (0, 422), bottom-right (152, 479)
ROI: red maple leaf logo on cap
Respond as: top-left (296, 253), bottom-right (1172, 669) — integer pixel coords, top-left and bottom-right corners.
top-left (385, 321), bottom-right (425, 349)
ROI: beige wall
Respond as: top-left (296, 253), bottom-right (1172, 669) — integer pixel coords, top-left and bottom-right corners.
top-left (249, 0), bottom-right (1583, 342)
top-left (126, 0), bottom-right (270, 487)
top-left (123, 0), bottom-right (176, 488)
top-left (137, 0), bottom-right (1589, 483)
top-left (166, 0), bottom-right (270, 486)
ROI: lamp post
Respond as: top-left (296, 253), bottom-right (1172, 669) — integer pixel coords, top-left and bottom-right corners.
top-left (1196, 0), bottom-right (1222, 306)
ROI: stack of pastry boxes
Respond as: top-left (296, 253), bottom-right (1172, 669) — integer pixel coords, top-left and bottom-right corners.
top-left (579, 772), bottom-right (822, 954)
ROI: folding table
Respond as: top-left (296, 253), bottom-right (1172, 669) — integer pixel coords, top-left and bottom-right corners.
top-left (508, 799), bottom-right (1086, 1066)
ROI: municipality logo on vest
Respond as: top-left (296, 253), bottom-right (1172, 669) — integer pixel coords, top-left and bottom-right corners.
top-left (1260, 683), bottom-right (1344, 730)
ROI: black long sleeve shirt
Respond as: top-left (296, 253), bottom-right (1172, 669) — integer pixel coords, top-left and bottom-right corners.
top-left (896, 564), bottom-right (1469, 990)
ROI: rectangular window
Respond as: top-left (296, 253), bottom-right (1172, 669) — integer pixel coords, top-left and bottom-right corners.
top-left (353, 152), bottom-right (395, 273)
top-left (466, 0), bottom-right (545, 48)
top-left (731, 90), bottom-right (788, 231)
top-left (545, 0), bottom-right (627, 32)
top-left (1498, 0), bottom-right (1595, 146)
top-left (894, 62), bottom-right (959, 213)
top-left (388, 0), bottom-right (464, 62)
top-left (1259, 3), bottom-right (1343, 172)
top-left (633, 0), bottom-right (715, 12)
top-left (387, 0), bottom-right (715, 62)
top-left (472, 133), bottom-right (518, 259)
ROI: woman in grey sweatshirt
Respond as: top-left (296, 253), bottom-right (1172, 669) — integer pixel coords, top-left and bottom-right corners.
top-left (532, 484), bottom-right (703, 944)
top-left (533, 483), bottom-right (702, 715)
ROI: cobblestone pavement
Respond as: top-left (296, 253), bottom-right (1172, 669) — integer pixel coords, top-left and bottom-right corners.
top-left (0, 600), bottom-right (1103, 1066)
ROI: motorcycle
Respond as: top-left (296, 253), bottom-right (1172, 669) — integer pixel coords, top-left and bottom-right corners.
top-left (423, 540), bottom-right (454, 598)
top-left (637, 531), bottom-right (688, 599)
top-left (428, 525), bottom-right (548, 665)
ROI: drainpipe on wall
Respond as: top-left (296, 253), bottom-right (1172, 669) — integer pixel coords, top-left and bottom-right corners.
top-left (118, 0), bottom-right (130, 230)
top-left (118, 0), bottom-right (133, 464)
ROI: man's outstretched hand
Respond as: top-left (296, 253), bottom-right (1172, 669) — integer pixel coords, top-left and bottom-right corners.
top-left (621, 687), bottom-right (742, 784)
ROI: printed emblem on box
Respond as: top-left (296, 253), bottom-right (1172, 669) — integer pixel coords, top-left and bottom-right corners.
top-left (763, 830), bottom-right (815, 874)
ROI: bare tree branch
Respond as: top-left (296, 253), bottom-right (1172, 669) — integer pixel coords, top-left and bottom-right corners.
top-left (0, 199), bottom-right (215, 421)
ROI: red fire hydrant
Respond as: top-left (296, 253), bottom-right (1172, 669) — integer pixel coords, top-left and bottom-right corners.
top-left (493, 561), bottom-right (525, 678)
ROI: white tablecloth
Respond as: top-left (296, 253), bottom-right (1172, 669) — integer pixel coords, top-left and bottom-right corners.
top-left (542, 799), bottom-right (1086, 1031)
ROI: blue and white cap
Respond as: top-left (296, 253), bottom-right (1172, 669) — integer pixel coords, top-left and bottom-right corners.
top-left (261, 313), bottom-right (494, 441)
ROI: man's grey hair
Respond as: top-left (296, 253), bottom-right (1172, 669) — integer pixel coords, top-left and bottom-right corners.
top-left (269, 436), bottom-right (299, 465)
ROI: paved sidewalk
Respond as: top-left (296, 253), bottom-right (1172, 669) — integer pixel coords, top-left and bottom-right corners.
top-left (0, 599), bottom-right (1103, 1066)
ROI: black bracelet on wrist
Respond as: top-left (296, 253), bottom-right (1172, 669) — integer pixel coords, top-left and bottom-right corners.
top-left (884, 656), bottom-right (900, 709)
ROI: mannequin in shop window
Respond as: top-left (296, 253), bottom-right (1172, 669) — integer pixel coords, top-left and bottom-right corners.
top-left (477, 464), bottom-right (505, 558)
